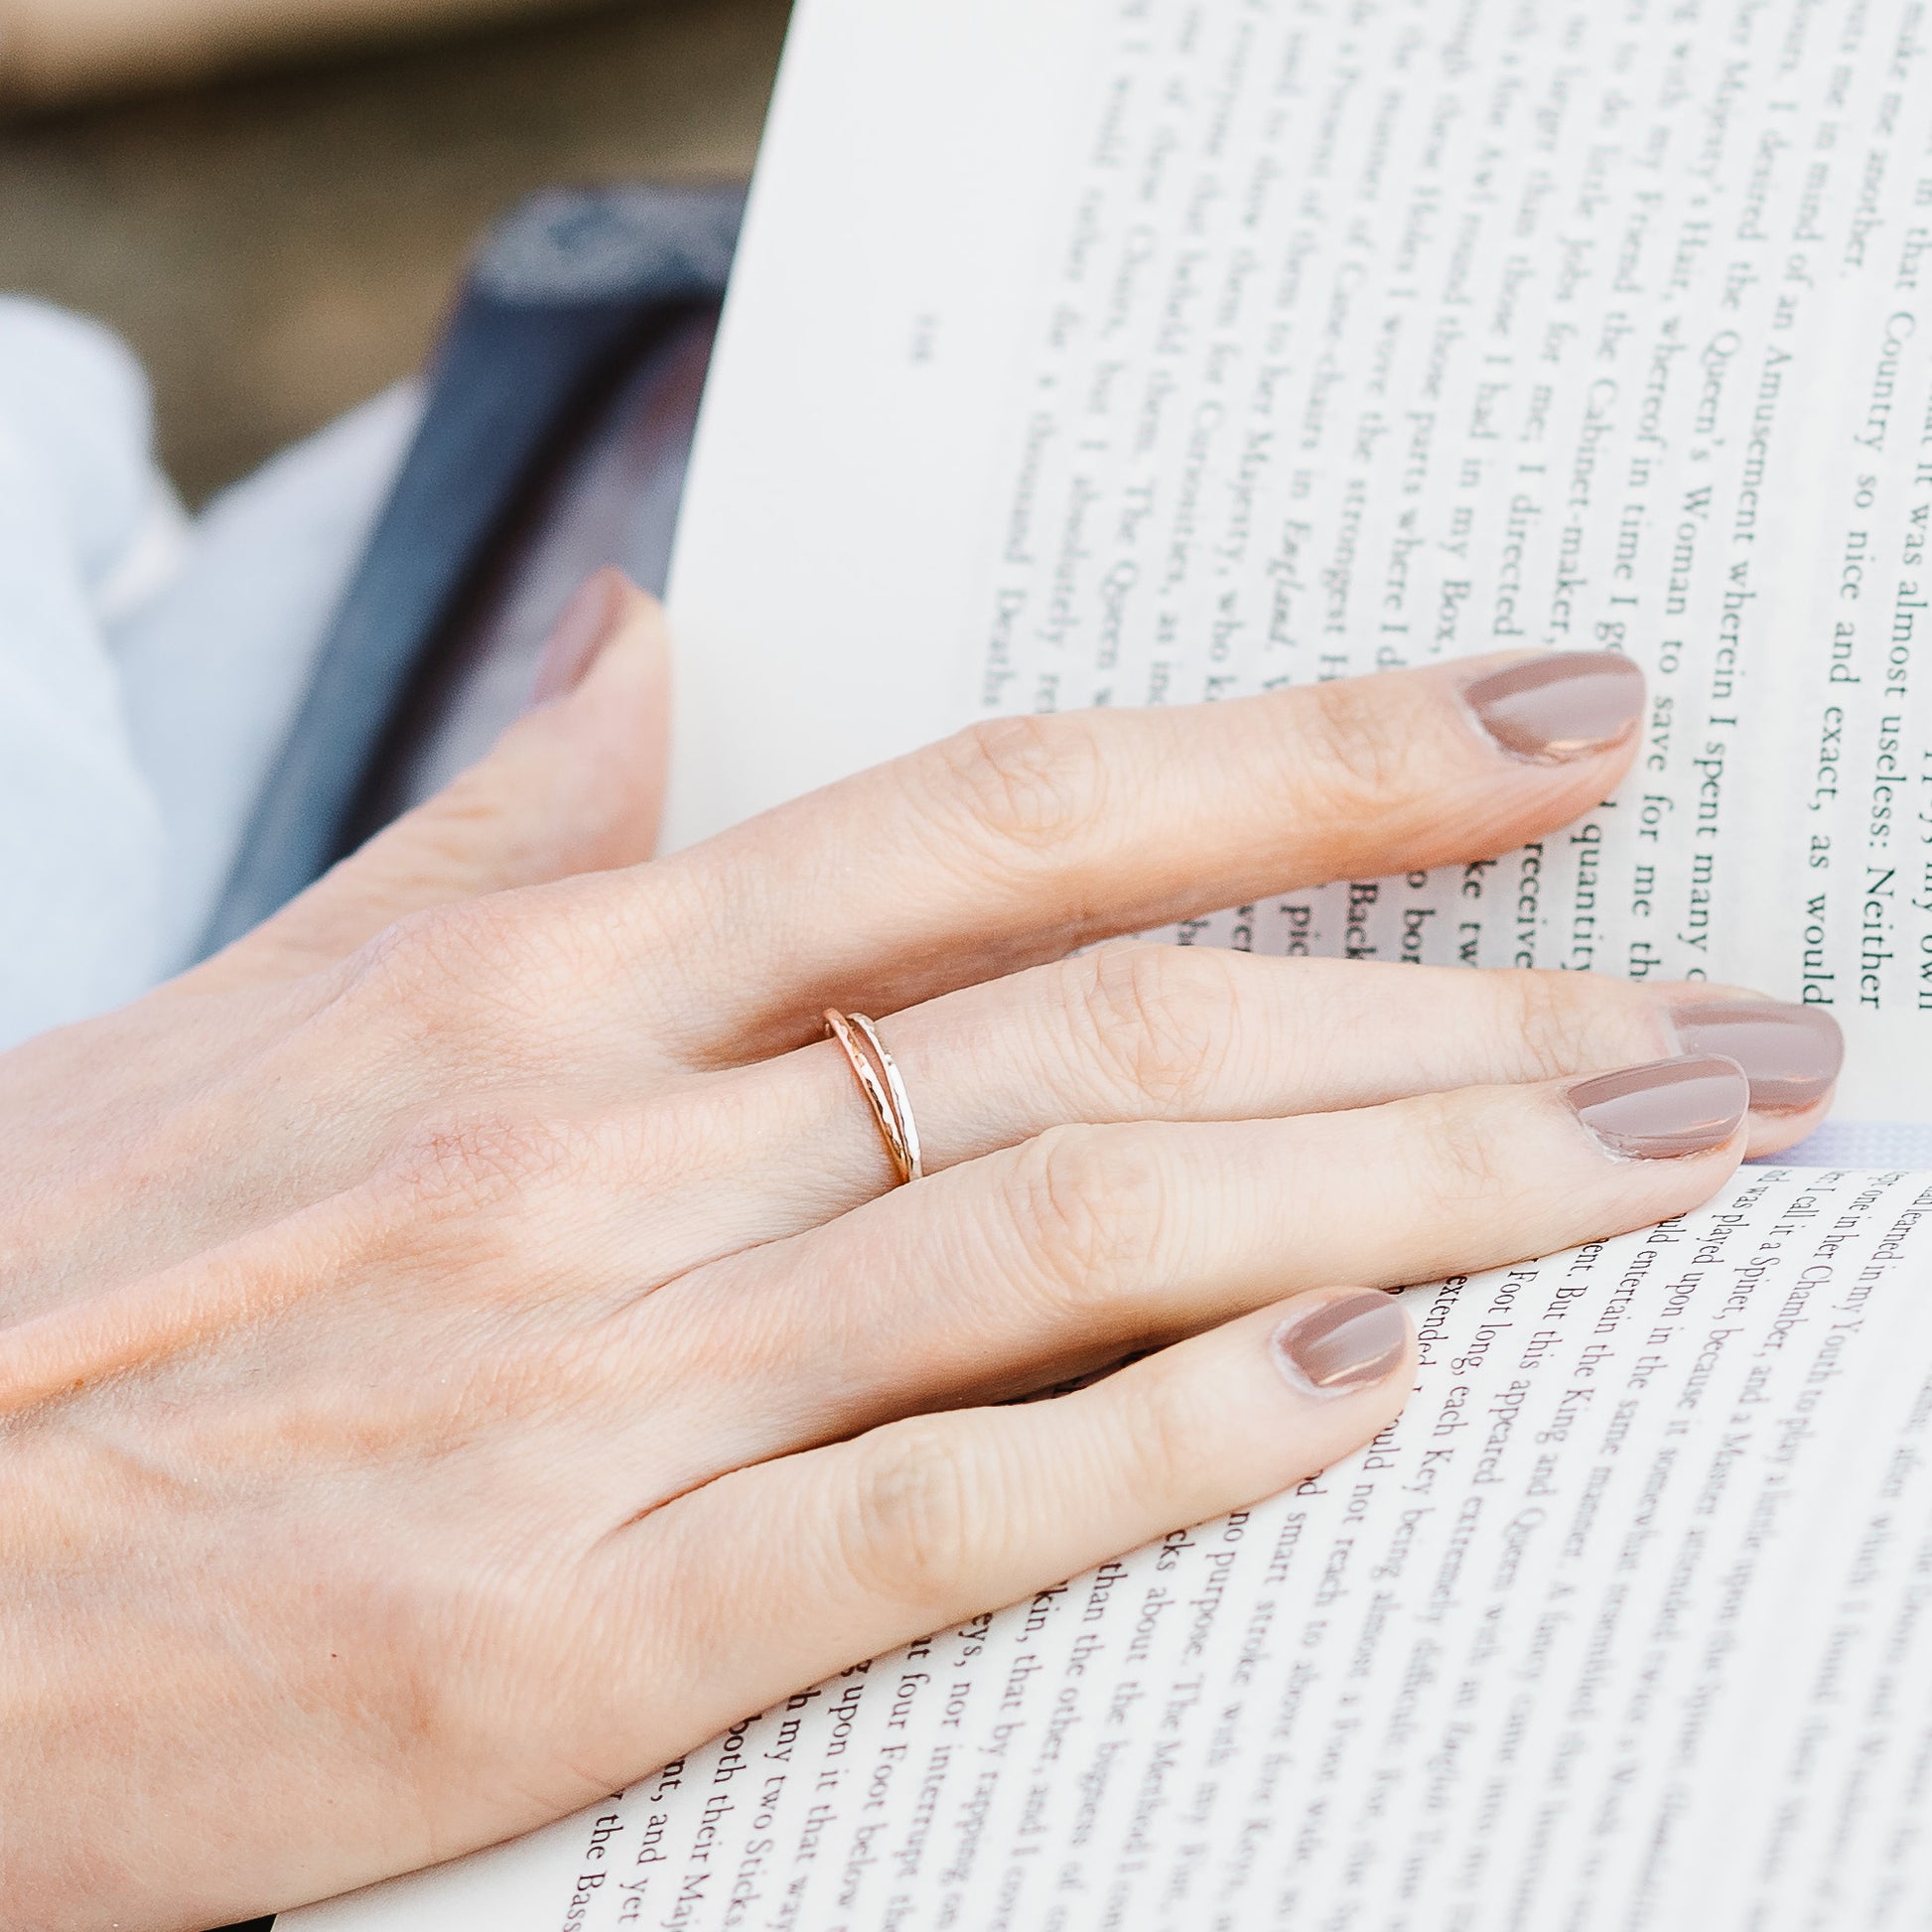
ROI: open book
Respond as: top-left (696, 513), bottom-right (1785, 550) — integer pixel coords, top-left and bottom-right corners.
top-left (287, 0), bottom-right (1932, 1924)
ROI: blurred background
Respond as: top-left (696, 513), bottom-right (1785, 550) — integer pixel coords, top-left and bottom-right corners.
top-left (0, 0), bottom-right (790, 502)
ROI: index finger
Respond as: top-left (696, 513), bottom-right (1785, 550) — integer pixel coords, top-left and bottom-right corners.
top-left (623, 649), bottom-right (1644, 1061)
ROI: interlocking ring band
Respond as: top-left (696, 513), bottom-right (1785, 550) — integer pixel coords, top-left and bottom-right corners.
top-left (824, 1010), bottom-right (924, 1186)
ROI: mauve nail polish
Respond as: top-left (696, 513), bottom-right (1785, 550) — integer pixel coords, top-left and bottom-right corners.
top-left (1569, 1055), bottom-right (1749, 1159)
top-left (1272, 1292), bottom-right (1409, 1396)
top-left (530, 568), bottom-right (629, 705)
top-left (1463, 651), bottom-right (1645, 761)
top-left (1668, 1000), bottom-right (1845, 1114)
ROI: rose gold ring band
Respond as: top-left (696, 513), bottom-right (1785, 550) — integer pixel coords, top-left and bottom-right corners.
top-left (823, 1010), bottom-right (924, 1187)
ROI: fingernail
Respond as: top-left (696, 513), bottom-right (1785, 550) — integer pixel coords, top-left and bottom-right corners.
top-left (1668, 1000), bottom-right (1845, 1114)
top-left (530, 568), bottom-right (630, 705)
top-left (1272, 1291), bottom-right (1409, 1397)
top-left (1569, 1055), bottom-right (1749, 1159)
top-left (1463, 651), bottom-right (1645, 761)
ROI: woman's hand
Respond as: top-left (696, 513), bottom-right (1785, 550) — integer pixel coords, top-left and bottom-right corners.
top-left (0, 582), bottom-right (1840, 1929)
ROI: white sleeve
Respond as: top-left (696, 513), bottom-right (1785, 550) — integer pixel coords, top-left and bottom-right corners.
top-left (0, 298), bottom-right (170, 1046)
top-left (0, 297), bottom-right (419, 1036)
top-left (109, 381), bottom-right (421, 975)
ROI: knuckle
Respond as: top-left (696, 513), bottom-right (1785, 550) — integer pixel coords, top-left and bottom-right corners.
top-left (1066, 945), bottom-right (1242, 1109)
top-left (1297, 677), bottom-right (1414, 813)
top-left (1005, 1126), bottom-right (1163, 1314)
top-left (1500, 970), bottom-right (1596, 1079)
top-left (924, 715), bottom-right (1111, 861)
top-left (837, 1420), bottom-right (988, 1610)
top-left (342, 895), bottom-right (595, 1071)
top-left (1123, 1360), bottom-right (1220, 1503)
top-left (351, 902), bottom-right (523, 1035)
top-left (356, 897), bottom-right (511, 994)
top-left (328, 1566), bottom-right (473, 1764)
top-left (379, 1105), bottom-right (591, 1223)
top-left (620, 859), bottom-right (726, 963)
top-left (1408, 1089), bottom-right (1511, 1214)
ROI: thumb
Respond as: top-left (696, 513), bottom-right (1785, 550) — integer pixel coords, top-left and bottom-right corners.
top-left (196, 571), bottom-right (671, 991)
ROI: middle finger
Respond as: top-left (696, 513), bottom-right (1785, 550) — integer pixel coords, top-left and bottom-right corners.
top-left (613, 650), bottom-right (1646, 1061)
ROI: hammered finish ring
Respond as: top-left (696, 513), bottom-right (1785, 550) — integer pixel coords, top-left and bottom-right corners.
top-left (823, 1010), bottom-right (924, 1186)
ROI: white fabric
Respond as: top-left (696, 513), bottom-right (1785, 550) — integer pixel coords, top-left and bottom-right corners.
top-left (114, 382), bottom-right (422, 973)
top-left (0, 297), bottom-right (416, 1047)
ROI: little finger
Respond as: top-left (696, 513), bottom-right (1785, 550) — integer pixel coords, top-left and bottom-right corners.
top-left (570, 1290), bottom-right (1414, 1785)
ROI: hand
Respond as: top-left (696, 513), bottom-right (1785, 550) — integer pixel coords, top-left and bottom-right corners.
top-left (0, 583), bottom-right (1839, 1929)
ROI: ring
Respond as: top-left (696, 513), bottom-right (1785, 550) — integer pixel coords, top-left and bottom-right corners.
top-left (824, 1010), bottom-right (924, 1186)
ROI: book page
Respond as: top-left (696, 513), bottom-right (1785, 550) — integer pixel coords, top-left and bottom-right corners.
top-left (665, 0), bottom-right (1932, 1135)
top-left (288, 1163), bottom-right (1932, 1930)
top-left (281, 4), bottom-right (1932, 1924)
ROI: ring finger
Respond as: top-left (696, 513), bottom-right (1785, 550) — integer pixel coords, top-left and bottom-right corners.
top-left (666, 949), bottom-right (1840, 1254)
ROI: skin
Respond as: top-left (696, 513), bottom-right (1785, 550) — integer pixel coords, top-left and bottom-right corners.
top-left (0, 587), bottom-right (1830, 1929)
